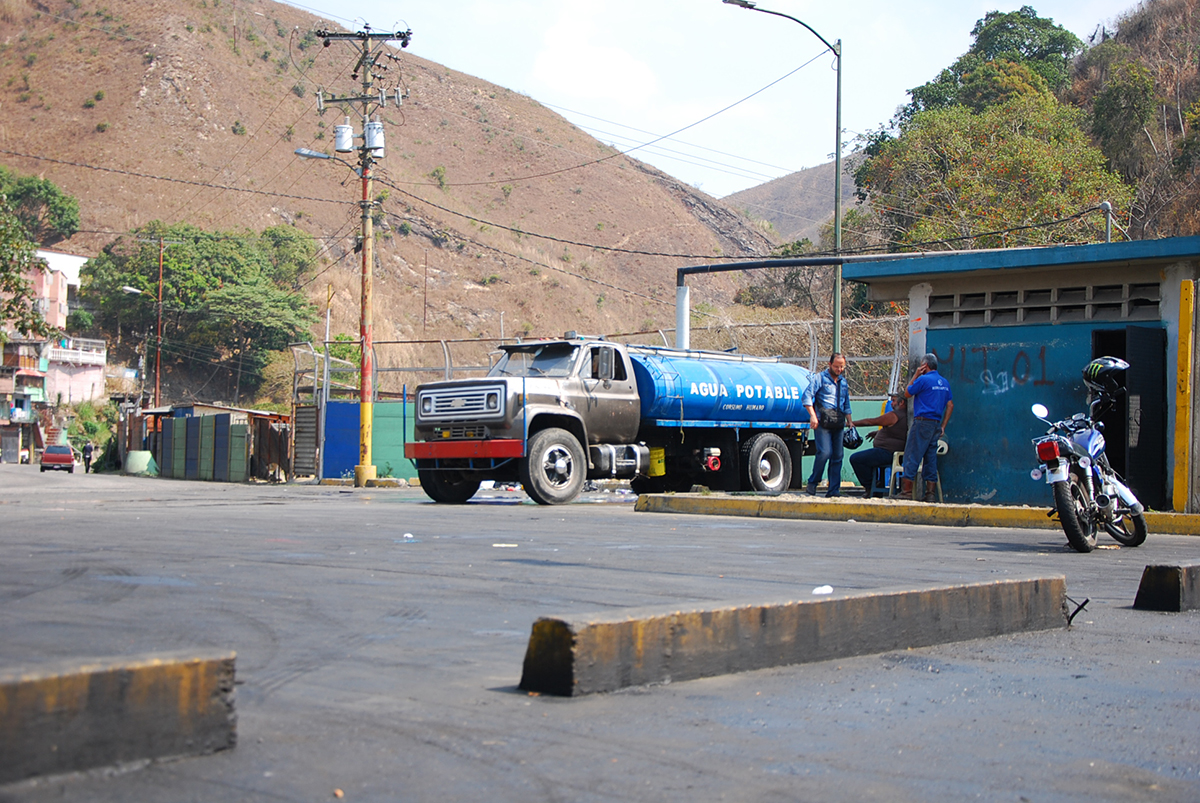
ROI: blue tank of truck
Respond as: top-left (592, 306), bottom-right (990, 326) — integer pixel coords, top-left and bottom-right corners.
top-left (628, 349), bottom-right (814, 425)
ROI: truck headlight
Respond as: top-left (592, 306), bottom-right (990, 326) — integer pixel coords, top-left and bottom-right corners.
top-left (486, 392), bottom-right (499, 410)
top-left (421, 396), bottom-right (432, 415)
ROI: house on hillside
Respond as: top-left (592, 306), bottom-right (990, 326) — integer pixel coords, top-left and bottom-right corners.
top-left (845, 236), bottom-right (1200, 513)
top-left (1, 250), bottom-right (106, 462)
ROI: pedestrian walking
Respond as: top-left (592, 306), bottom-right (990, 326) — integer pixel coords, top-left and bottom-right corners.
top-left (802, 353), bottom-right (854, 497)
top-left (901, 353), bottom-right (953, 502)
top-left (82, 442), bottom-right (94, 474)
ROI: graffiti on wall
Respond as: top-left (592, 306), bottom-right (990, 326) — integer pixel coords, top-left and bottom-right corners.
top-left (931, 344), bottom-right (1056, 396)
top-left (924, 325), bottom-right (1094, 506)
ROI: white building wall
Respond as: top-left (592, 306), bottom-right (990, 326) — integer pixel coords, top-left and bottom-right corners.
top-left (46, 364), bottom-right (107, 404)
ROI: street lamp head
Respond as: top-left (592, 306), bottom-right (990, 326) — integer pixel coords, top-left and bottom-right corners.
top-left (294, 147), bottom-right (332, 160)
top-left (723, 0), bottom-right (757, 7)
top-left (121, 285), bottom-right (144, 295)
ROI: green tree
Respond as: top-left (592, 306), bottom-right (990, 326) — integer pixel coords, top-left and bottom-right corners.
top-left (1090, 60), bottom-right (1155, 179)
top-left (959, 59), bottom-right (1049, 112)
top-left (854, 94), bottom-right (1133, 250)
top-left (0, 194), bottom-right (52, 339)
top-left (204, 279), bottom-right (316, 403)
top-left (967, 5), bottom-right (1083, 90)
top-left (900, 6), bottom-right (1081, 120)
top-left (80, 222), bottom-right (319, 397)
top-left (83, 222), bottom-right (319, 344)
top-left (0, 167), bottom-right (80, 245)
top-left (1064, 1), bottom-right (1200, 238)
top-left (260, 224), bottom-right (318, 288)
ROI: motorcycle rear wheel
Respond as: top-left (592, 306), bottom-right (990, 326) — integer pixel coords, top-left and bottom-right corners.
top-left (1105, 512), bottom-right (1148, 547)
top-left (1052, 476), bottom-right (1097, 553)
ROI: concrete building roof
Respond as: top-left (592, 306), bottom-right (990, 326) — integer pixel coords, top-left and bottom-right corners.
top-left (842, 236), bottom-right (1200, 285)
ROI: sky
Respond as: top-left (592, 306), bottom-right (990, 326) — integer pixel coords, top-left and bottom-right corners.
top-left (281, 0), bottom-right (1137, 198)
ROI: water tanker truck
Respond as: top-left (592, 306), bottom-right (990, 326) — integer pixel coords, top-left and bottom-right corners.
top-left (404, 335), bottom-right (816, 504)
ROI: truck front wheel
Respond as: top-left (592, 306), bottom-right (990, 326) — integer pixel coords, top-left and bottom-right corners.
top-left (418, 468), bottom-right (481, 504)
top-left (742, 433), bottom-right (791, 493)
top-left (520, 428), bottom-right (586, 505)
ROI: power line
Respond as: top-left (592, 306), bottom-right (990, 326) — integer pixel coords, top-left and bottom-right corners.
top-left (373, 175), bottom-right (756, 260)
top-left (544, 103), bottom-right (800, 177)
top-left (5, 149), bottom-right (761, 268)
top-left (0, 149), bottom-right (345, 206)
top-left (412, 53), bottom-right (827, 190)
top-left (193, 29), bottom-right (358, 227)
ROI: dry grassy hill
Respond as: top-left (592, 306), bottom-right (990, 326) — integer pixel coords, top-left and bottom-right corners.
top-left (1, 0), bottom-right (779, 385)
top-left (723, 160), bottom-right (858, 246)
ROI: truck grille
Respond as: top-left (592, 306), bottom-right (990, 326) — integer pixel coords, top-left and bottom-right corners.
top-left (419, 385), bottom-right (505, 421)
top-left (433, 426), bottom-right (490, 439)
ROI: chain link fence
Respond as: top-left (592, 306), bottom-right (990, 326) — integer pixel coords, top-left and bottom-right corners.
top-left (292, 316), bottom-right (910, 403)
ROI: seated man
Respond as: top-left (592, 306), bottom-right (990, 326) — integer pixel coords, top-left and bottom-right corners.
top-left (849, 392), bottom-right (908, 498)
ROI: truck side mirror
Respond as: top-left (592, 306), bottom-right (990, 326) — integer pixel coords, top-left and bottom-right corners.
top-left (597, 347), bottom-right (615, 382)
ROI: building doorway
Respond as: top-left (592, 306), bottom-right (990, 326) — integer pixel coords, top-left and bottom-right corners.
top-left (1092, 326), bottom-right (1167, 509)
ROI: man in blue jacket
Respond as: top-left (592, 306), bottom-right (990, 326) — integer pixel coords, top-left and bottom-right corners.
top-left (901, 353), bottom-right (953, 502)
top-left (802, 353), bottom-right (854, 497)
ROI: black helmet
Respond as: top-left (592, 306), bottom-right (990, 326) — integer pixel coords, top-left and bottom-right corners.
top-left (842, 426), bottom-right (864, 450)
top-left (1083, 356), bottom-right (1128, 394)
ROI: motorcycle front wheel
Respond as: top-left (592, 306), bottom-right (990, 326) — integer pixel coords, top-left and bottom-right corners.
top-left (1105, 512), bottom-right (1148, 547)
top-left (1052, 476), bottom-right (1097, 552)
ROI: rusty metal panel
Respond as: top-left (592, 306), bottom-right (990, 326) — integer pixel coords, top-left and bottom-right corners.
top-left (293, 405), bottom-right (318, 477)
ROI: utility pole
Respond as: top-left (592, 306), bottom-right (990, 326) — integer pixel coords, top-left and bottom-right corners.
top-left (307, 24), bottom-right (412, 487)
top-left (155, 237), bottom-right (164, 408)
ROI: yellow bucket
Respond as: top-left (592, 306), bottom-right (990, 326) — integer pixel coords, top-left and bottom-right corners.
top-left (648, 447), bottom-right (666, 477)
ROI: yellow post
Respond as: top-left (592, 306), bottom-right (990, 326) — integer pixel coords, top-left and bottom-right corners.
top-left (1173, 280), bottom-right (1195, 512)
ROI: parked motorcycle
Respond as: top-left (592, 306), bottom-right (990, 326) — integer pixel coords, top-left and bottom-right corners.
top-left (1028, 356), bottom-right (1147, 553)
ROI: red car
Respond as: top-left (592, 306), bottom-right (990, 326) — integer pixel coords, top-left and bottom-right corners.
top-left (41, 444), bottom-right (77, 473)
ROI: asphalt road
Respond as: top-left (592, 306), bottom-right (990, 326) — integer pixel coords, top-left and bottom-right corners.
top-left (1, 464), bottom-right (1198, 802)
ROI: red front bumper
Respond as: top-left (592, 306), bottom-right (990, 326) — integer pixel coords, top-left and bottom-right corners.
top-left (404, 439), bottom-right (525, 460)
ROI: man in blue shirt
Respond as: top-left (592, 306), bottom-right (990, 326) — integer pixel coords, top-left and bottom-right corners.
top-left (801, 353), bottom-right (854, 497)
top-left (901, 353), bottom-right (953, 502)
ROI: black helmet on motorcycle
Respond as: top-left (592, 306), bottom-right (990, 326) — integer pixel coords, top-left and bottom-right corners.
top-left (1082, 356), bottom-right (1128, 394)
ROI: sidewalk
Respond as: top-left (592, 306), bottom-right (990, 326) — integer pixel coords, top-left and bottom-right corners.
top-left (634, 491), bottom-right (1200, 535)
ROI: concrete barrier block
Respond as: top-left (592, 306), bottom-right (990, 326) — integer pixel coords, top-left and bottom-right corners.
top-left (1133, 564), bottom-right (1200, 612)
top-left (0, 651), bottom-right (236, 784)
top-left (520, 576), bottom-right (1066, 696)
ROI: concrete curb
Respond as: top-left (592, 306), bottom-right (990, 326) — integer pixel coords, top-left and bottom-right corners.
top-left (0, 651), bottom-right (237, 784)
top-left (634, 493), bottom-right (1200, 535)
top-left (318, 478), bottom-right (411, 488)
top-left (1134, 563), bottom-right (1200, 611)
top-left (519, 576), bottom-right (1067, 696)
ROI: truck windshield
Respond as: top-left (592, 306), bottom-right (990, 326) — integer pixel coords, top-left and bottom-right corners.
top-left (488, 344), bottom-right (579, 377)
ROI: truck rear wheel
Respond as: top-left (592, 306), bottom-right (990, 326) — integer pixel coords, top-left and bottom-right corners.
top-left (742, 433), bottom-right (791, 494)
top-left (520, 428), bottom-right (585, 505)
top-left (418, 468), bottom-right (481, 504)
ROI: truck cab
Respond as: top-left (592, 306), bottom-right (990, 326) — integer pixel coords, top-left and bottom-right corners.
top-left (407, 337), bottom-right (646, 504)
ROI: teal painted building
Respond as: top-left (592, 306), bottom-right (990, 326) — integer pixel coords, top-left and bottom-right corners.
top-left (845, 237), bottom-right (1200, 512)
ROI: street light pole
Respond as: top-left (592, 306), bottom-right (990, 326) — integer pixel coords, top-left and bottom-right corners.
top-left (155, 236), bottom-right (164, 408)
top-left (121, 283), bottom-right (160, 408)
top-left (722, 0), bottom-right (843, 353)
